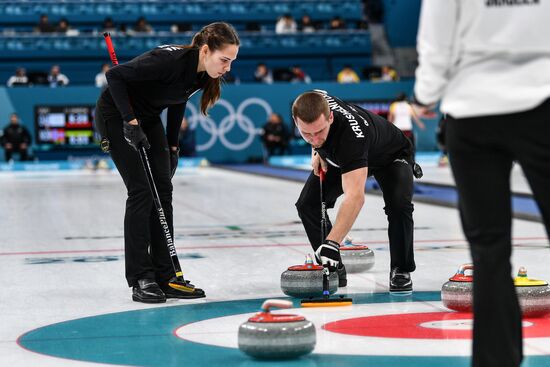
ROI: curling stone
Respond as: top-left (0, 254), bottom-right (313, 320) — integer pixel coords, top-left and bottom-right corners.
top-left (280, 255), bottom-right (338, 298)
top-left (514, 267), bottom-right (550, 317)
top-left (442, 265), bottom-right (550, 317)
top-left (339, 236), bottom-right (375, 273)
top-left (238, 299), bottom-right (316, 359)
top-left (441, 264), bottom-right (473, 312)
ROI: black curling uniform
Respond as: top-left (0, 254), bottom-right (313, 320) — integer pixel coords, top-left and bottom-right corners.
top-left (295, 90), bottom-right (417, 273)
top-left (95, 46), bottom-right (208, 287)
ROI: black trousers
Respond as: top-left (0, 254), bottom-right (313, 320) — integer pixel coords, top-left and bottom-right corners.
top-left (446, 99), bottom-right (550, 367)
top-left (4, 145), bottom-right (29, 161)
top-left (295, 160), bottom-right (416, 272)
top-left (96, 99), bottom-right (174, 287)
top-left (262, 142), bottom-right (289, 163)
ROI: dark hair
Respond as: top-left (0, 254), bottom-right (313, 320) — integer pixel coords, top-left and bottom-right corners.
top-left (396, 92), bottom-right (407, 102)
top-left (292, 91), bottom-right (330, 123)
top-left (187, 22), bottom-right (240, 115)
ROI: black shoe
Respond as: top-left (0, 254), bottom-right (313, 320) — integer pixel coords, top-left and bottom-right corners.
top-left (337, 263), bottom-right (347, 287)
top-left (132, 279), bottom-right (166, 303)
top-left (389, 268), bottom-right (412, 293)
top-left (161, 277), bottom-right (206, 299)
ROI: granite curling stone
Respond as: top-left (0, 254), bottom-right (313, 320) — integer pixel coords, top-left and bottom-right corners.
top-left (442, 265), bottom-right (550, 317)
top-left (238, 299), bottom-right (316, 359)
top-left (280, 255), bottom-right (338, 298)
top-left (441, 263), bottom-right (473, 312)
top-left (339, 236), bottom-right (375, 273)
top-left (514, 267), bottom-right (550, 318)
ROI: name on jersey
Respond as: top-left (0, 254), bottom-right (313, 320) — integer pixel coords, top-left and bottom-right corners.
top-left (158, 45), bottom-right (180, 52)
top-left (324, 94), bottom-right (365, 139)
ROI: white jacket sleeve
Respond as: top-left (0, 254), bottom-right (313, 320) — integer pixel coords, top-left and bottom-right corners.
top-left (414, 0), bottom-right (459, 106)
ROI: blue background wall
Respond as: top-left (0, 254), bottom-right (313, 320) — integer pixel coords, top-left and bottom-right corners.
top-left (0, 81), bottom-right (438, 163)
top-left (383, 0), bottom-right (421, 47)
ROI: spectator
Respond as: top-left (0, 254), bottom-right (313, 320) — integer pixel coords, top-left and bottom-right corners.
top-left (118, 24), bottom-right (128, 35)
top-left (290, 65), bottom-right (311, 84)
top-left (356, 3), bottom-right (370, 31)
top-left (245, 22), bottom-right (261, 32)
top-left (47, 65), bottom-right (69, 87)
top-left (95, 63), bottom-right (110, 90)
top-left (254, 63), bottom-right (273, 84)
top-left (337, 65), bottom-right (360, 83)
top-left (55, 18), bottom-right (69, 33)
top-left (387, 92), bottom-right (425, 156)
top-left (171, 23), bottom-right (192, 33)
top-left (275, 14), bottom-right (297, 34)
top-left (273, 67), bottom-right (294, 82)
top-left (1, 113), bottom-right (31, 162)
top-left (260, 112), bottom-right (291, 162)
top-left (329, 16), bottom-right (346, 30)
top-left (35, 14), bottom-right (55, 33)
top-left (363, 0), bottom-right (384, 24)
top-left (6, 68), bottom-right (29, 87)
top-left (133, 17), bottom-right (153, 34)
top-left (57, 18), bottom-right (78, 36)
top-left (356, 19), bottom-right (369, 30)
top-left (300, 15), bottom-right (316, 33)
top-left (178, 117), bottom-right (196, 157)
top-left (380, 65), bottom-right (399, 81)
top-left (102, 17), bottom-right (117, 34)
top-left (362, 65), bottom-right (382, 80)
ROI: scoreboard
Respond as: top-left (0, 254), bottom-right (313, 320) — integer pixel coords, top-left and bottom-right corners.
top-left (35, 105), bottom-right (97, 146)
top-left (347, 99), bottom-right (392, 120)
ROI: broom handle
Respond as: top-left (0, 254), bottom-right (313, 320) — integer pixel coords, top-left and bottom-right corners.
top-left (319, 169), bottom-right (330, 297)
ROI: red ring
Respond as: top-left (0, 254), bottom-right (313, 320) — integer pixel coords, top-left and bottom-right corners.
top-left (323, 312), bottom-right (550, 339)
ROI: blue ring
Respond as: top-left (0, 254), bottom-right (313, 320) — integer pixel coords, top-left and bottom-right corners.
top-left (18, 292), bottom-right (550, 367)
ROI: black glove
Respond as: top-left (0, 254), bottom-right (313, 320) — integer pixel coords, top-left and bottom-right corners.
top-left (413, 162), bottom-right (423, 179)
top-left (315, 240), bottom-right (341, 270)
top-left (170, 148), bottom-right (179, 178)
top-left (123, 120), bottom-right (150, 151)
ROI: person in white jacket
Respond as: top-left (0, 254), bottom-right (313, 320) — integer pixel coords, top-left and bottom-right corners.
top-left (414, 1), bottom-right (550, 367)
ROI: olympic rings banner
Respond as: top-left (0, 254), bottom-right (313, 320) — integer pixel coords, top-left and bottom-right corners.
top-left (182, 81), bottom-right (416, 162)
top-left (1, 81), bottom-right (419, 163)
top-left (185, 97), bottom-right (272, 156)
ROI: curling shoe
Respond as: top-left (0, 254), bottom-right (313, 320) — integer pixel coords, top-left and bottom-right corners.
top-left (337, 263), bottom-right (347, 287)
top-left (132, 279), bottom-right (166, 303)
top-left (389, 268), bottom-right (412, 293)
top-left (161, 277), bottom-right (206, 299)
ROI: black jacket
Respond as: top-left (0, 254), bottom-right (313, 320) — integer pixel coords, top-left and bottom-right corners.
top-left (313, 90), bottom-right (412, 174)
top-left (261, 122), bottom-right (290, 146)
top-left (1, 124), bottom-right (31, 146)
top-left (101, 46), bottom-right (209, 147)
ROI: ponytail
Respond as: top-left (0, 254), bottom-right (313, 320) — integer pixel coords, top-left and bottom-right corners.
top-left (200, 78), bottom-right (221, 115)
top-left (190, 22), bottom-right (239, 115)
